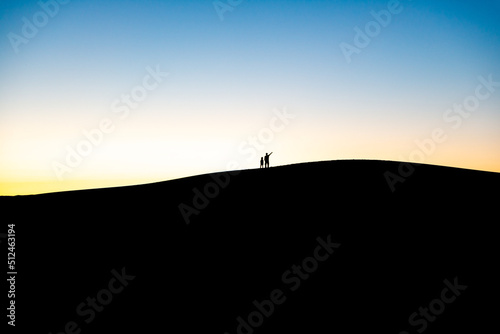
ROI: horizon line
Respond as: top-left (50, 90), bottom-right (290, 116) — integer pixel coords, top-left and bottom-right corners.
top-left (2, 159), bottom-right (499, 197)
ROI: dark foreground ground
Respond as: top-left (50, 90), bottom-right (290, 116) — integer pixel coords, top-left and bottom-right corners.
top-left (1, 160), bottom-right (499, 333)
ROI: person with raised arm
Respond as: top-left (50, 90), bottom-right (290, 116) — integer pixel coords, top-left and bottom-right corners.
top-left (264, 152), bottom-right (273, 168)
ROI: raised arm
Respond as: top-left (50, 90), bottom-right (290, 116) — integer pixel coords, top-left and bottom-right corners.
top-left (269, 152), bottom-right (273, 156)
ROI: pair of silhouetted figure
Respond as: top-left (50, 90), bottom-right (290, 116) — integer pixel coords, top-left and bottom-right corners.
top-left (260, 152), bottom-right (273, 168)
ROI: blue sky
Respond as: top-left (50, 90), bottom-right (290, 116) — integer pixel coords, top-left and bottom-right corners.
top-left (1, 0), bottom-right (499, 194)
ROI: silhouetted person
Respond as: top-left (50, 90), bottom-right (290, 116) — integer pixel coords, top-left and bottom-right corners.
top-left (260, 157), bottom-right (264, 168)
top-left (264, 152), bottom-right (273, 168)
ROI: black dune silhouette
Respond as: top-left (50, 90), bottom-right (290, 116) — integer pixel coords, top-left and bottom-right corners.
top-left (1, 160), bottom-right (498, 333)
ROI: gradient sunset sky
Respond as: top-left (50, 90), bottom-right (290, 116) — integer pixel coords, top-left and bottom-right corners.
top-left (1, 0), bottom-right (500, 195)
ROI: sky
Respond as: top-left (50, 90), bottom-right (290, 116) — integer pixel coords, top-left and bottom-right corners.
top-left (1, 0), bottom-right (499, 195)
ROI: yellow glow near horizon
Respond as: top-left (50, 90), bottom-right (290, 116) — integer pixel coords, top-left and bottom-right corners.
top-left (2, 120), bottom-right (500, 196)
top-left (2, 103), bottom-right (500, 195)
